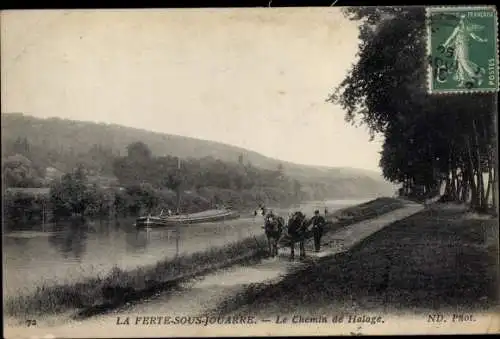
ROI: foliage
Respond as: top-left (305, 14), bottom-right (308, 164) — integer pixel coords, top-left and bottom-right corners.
top-left (50, 165), bottom-right (89, 216)
top-left (2, 190), bottom-right (50, 223)
top-left (2, 153), bottom-right (45, 188)
top-left (112, 142), bottom-right (300, 199)
top-left (330, 6), bottom-right (497, 211)
top-left (78, 144), bottom-right (115, 175)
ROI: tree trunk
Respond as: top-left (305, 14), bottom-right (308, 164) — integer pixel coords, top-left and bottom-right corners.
top-left (451, 169), bottom-right (459, 201)
top-left (480, 104), bottom-right (497, 214)
top-left (473, 118), bottom-right (487, 211)
top-left (459, 168), bottom-right (470, 203)
top-left (456, 171), bottom-right (463, 202)
top-left (469, 172), bottom-right (478, 209)
top-left (443, 174), bottom-right (452, 201)
top-left (462, 179), bottom-right (470, 203)
top-left (485, 167), bottom-right (493, 208)
top-left (478, 172), bottom-right (485, 209)
top-left (491, 100), bottom-right (498, 215)
top-left (464, 137), bottom-right (479, 209)
top-left (493, 165), bottom-right (498, 215)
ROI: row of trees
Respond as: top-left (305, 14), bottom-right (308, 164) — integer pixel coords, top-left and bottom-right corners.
top-left (2, 153), bottom-right (46, 188)
top-left (48, 166), bottom-right (211, 218)
top-left (3, 137), bottom-right (117, 182)
top-left (3, 137), bottom-right (302, 200)
top-left (3, 168), bottom-right (209, 223)
top-left (3, 141), bottom-right (306, 223)
top-left (112, 141), bottom-right (303, 201)
top-left (331, 7), bottom-right (497, 212)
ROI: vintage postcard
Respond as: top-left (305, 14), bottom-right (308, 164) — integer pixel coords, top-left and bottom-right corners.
top-left (2, 6), bottom-right (499, 338)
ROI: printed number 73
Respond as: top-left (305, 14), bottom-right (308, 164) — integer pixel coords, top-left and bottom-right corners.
top-left (26, 319), bottom-right (37, 326)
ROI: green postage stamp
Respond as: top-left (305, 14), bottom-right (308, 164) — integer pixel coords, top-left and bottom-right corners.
top-left (427, 6), bottom-right (499, 93)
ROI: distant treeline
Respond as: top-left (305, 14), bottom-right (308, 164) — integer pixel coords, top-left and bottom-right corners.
top-left (2, 183), bottom-right (300, 225)
top-left (2, 139), bottom-right (305, 224)
top-left (2, 136), bottom-right (302, 193)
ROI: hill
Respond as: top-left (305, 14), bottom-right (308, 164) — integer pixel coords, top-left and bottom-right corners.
top-left (1, 113), bottom-right (396, 199)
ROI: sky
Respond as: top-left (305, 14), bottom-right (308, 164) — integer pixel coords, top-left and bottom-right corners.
top-left (1, 8), bottom-right (383, 172)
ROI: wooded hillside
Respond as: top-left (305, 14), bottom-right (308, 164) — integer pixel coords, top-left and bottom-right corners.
top-left (1, 113), bottom-right (396, 200)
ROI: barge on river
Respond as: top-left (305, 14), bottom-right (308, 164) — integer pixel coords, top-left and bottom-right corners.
top-left (135, 209), bottom-right (240, 228)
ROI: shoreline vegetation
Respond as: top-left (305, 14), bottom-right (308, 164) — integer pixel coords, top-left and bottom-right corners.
top-left (3, 197), bottom-right (404, 320)
top-left (2, 183), bottom-right (302, 227)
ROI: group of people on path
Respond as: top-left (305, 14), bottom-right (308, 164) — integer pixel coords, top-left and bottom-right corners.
top-left (261, 206), bottom-right (327, 260)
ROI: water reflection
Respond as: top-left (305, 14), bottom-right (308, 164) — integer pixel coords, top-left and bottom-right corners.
top-left (126, 229), bottom-right (149, 252)
top-left (48, 218), bottom-right (89, 261)
top-left (88, 219), bottom-right (110, 236)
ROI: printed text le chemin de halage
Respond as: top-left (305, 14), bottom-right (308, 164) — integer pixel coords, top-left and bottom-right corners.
top-left (116, 314), bottom-right (385, 326)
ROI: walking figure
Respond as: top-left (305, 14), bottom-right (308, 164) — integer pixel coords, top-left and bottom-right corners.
top-left (310, 210), bottom-right (326, 252)
top-left (287, 211), bottom-right (308, 260)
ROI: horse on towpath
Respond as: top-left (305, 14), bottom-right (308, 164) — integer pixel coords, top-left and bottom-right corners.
top-left (285, 211), bottom-right (310, 260)
top-left (263, 211), bottom-right (285, 257)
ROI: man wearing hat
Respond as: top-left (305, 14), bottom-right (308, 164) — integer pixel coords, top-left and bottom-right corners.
top-left (310, 210), bottom-right (326, 252)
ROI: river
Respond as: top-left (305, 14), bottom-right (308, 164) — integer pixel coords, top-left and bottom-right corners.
top-left (2, 199), bottom-right (370, 299)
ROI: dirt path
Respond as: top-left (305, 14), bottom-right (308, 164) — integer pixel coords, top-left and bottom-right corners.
top-left (5, 202), bottom-right (424, 338)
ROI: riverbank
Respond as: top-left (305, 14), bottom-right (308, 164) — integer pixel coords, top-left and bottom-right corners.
top-left (208, 203), bottom-right (499, 318)
top-left (3, 197), bottom-right (405, 321)
top-left (4, 182), bottom-right (366, 228)
top-left (3, 235), bottom-right (269, 319)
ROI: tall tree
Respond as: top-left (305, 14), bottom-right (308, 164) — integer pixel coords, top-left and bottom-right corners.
top-left (127, 141), bottom-right (152, 161)
top-left (330, 6), bottom-right (496, 211)
top-left (50, 165), bottom-right (89, 215)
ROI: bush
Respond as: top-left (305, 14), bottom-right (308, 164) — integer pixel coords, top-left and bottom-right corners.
top-left (2, 190), bottom-right (51, 224)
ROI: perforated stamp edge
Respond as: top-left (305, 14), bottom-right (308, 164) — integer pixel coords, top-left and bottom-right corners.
top-left (426, 5), bottom-right (499, 95)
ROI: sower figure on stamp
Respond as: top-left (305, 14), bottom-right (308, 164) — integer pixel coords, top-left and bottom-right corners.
top-left (310, 210), bottom-right (326, 252)
top-left (441, 14), bottom-right (488, 88)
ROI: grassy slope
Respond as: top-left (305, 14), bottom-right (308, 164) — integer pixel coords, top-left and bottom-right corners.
top-left (210, 204), bottom-right (499, 317)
